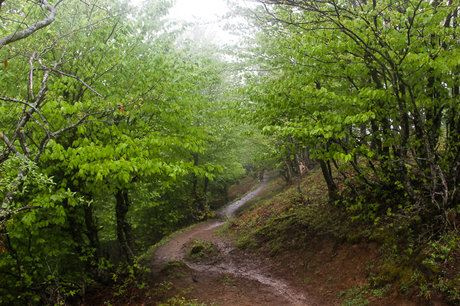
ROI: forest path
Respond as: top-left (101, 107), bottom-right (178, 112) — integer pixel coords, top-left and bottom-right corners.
top-left (150, 178), bottom-right (319, 305)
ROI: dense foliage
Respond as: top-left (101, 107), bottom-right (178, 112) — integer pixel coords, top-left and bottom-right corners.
top-left (239, 0), bottom-right (459, 302)
top-left (0, 0), bottom-right (253, 303)
top-left (243, 0), bottom-right (459, 233)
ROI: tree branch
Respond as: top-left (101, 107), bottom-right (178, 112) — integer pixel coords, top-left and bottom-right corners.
top-left (0, 132), bottom-right (25, 159)
top-left (37, 65), bottom-right (104, 98)
top-left (0, 1), bottom-right (59, 49)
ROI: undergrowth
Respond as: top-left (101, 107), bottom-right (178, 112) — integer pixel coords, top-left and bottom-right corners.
top-left (186, 239), bottom-right (219, 261)
top-left (228, 167), bottom-right (459, 304)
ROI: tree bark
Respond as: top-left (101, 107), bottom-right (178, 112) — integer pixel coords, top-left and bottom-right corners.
top-left (295, 154), bottom-right (303, 194)
top-left (0, 1), bottom-right (58, 49)
top-left (115, 190), bottom-right (134, 263)
top-left (284, 159), bottom-right (294, 183)
top-left (319, 159), bottom-right (338, 201)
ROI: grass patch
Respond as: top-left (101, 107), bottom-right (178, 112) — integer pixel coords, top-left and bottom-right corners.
top-left (186, 239), bottom-right (219, 261)
top-left (231, 170), bottom-right (348, 255)
top-left (214, 221), bottom-right (232, 237)
top-left (341, 286), bottom-right (370, 306)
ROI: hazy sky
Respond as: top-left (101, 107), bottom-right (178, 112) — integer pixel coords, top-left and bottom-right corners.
top-left (130, 0), bottom-right (230, 22)
top-left (169, 0), bottom-right (234, 44)
top-left (131, 0), bottom-right (256, 45)
top-left (168, 0), bottom-right (229, 22)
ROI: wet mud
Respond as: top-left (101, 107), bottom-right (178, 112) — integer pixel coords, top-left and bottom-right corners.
top-left (151, 179), bottom-right (318, 305)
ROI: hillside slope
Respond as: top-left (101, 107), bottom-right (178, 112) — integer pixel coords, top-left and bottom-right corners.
top-left (229, 168), bottom-right (457, 305)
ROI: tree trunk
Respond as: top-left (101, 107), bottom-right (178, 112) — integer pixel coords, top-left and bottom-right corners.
top-left (319, 159), bottom-right (338, 201)
top-left (295, 154), bottom-right (303, 194)
top-left (115, 189), bottom-right (134, 263)
top-left (284, 159), bottom-right (294, 183)
top-left (84, 204), bottom-right (101, 261)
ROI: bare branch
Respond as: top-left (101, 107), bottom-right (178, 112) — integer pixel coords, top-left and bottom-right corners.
top-left (17, 130), bottom-right (31, 157)
top-left (0, 132), bottom-right (25, 159)
top-left (26, 111), bottom-right (55, 138)
top-left (104, 20), bottom-right (119, 44)
top-left (28, 52), bottom-right (36, 101)
top-left (0, 96), bottom-right (51, 131)
top-left (53, 107), bottom-right (116, 135)
top-left (0, 1), bottom-right (60, 49)
top-left (37, 65), bottom-right (104, 98)
top-left (15, 206), bottom-right (42, 213)
top-left (0, 96), bottom-right (39, 114)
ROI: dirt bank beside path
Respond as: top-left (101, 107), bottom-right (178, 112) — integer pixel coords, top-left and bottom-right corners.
top-left (150, 179), bottom-right (319, 305)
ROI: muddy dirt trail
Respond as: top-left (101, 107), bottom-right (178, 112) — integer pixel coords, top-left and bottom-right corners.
top-left (151, 179), bottom-right (319, 305)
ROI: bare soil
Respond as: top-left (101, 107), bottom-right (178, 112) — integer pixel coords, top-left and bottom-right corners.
top-left (151, 220), bottom-right (315, 305)
top-left (149, 179), bottom-right (318, 305)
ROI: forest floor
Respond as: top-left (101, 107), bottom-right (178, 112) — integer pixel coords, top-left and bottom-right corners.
top-left (87, 173), bottom-right (448, 305)
top-left (140, 174), bottom-right (431, 306)
top-left (147, 178), bottom-right (317, 305)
